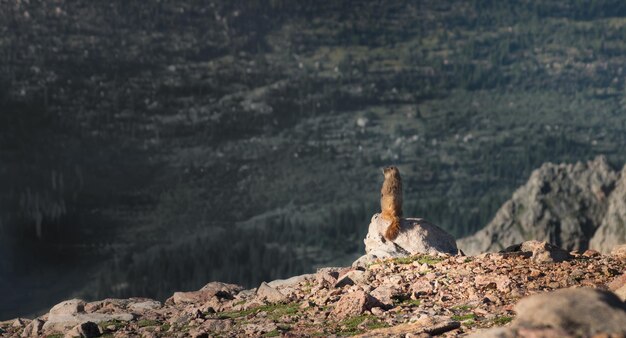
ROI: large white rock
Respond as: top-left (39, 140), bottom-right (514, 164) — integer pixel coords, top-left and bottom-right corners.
top-left (353, 214), bottom-right (458, 267)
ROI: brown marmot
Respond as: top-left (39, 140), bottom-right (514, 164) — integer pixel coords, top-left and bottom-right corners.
top-left (380, 166), bottom-right (402, 240)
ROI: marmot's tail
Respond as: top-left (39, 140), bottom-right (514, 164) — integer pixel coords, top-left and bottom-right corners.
top-left (384, 215), bottom-right (401, 241)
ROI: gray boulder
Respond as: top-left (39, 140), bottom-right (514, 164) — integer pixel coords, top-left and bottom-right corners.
top-left (473, 288), bottom-right (626, 337)
top-left (500, 240), bottom-right (571, 263)
top-left (353, 214), bottom-right (458, 267)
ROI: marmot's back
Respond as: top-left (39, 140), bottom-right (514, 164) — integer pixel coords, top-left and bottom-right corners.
top-left (380, 166), bottom-right (403, 240)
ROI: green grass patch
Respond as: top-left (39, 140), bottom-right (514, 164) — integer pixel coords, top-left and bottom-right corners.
top-left (99, 319), bottom-right (127, 331)
top-left (264, 329), bottom-right (280, 337)
top-left (392, 295), bottom-right (421, 307)
top-left (218, 302), bottom-right (299, 321)
top-left (451, 313), bottom-right (476, 321)
top-left (160, 323), bottom-right (171, 332)
top-left (400, 299), bottom-right (421, 307)
top-left (462, 319), bottom-right (475, 326)
top-left (493, 316), bottom-right (513, 325)
top-left (138, 319), bottom-right (160, 327)
top-left (337, 315), bottom-right (389, 336)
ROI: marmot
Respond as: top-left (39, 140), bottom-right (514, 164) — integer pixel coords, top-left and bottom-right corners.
top-left (380, 166), bottom-right (403, 240)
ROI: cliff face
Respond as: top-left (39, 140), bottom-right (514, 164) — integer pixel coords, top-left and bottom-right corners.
top-left (459, 156), bottom-right (625, 255)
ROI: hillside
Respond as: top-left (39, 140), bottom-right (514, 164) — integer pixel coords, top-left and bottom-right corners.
top-left (4, 0), bottom-right (626, 318)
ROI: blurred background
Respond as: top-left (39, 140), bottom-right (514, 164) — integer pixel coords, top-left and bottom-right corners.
top-left (2, 0), bottom-right (626, 319)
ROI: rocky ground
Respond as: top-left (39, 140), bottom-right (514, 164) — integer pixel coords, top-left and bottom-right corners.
top-left (1, 239), bottom-right (625, 337)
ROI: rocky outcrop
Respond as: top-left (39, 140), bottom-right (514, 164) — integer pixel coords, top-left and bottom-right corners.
top-left (474, 288), bottom-right (626, 337)
top-left (353, 214), bottom-right (458, 267)
top-left (590, 166), bottom-right (626, 252)
top-left (459, 156), bottom-right (622, 255)
top-left (1, 246), bottom-right (625, 337)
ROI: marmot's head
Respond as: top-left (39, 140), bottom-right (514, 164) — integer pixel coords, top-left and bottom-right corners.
top-left (383, 166), bottom-right (401, 179)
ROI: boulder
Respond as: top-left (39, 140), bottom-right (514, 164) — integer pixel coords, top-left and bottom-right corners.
top-left (167, 282), bottom-right (243, 305)
top-left (64, 322), bottom-right (101, 338)
top-left (267, 273), bottom-right (315, 297)
top-left (500, 240), bottom-right (572, 263)
top-left (331, 291), bottom-right (383, 319)
top-left (128, 299), bottom-right (162, 312)
top-left (608, 273), bottom-right (626, 301)
top-left (335, 269), bottom-right (366, 288)
top-left (42, 299), bottom-right (134, 333)
top-left (256, 282), bottom-right (288, 303)
top-left (50, 299), bottom-right (86, 315)
top-left (474, 288), bottom-right (626, 337)
top-left (353, 214), bottom-right (458, 267)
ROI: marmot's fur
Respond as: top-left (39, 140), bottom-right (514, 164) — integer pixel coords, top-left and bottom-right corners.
top-left (380, 166), bottom-right (403, 240)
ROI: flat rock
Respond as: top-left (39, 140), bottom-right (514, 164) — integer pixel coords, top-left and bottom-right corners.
top-left (128, 299), bottom-right (162, 312)
top-left (267, 273), bottom-right (314, 289)
top-left (167, 282), bottom-right (243, 305)
top-left (43, 312), bottom-right (134, 333)
top-left (353, 214), bottom-right (458, 267)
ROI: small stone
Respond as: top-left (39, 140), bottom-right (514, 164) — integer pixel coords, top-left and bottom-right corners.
top-left (371, 307), bottom-right (384, 315)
